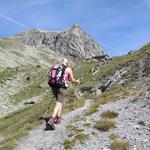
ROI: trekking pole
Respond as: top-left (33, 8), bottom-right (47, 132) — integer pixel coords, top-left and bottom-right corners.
top-left (42, 95), bottom-right (55, 119)
top-left (73, 85), bottom-right (79, 110)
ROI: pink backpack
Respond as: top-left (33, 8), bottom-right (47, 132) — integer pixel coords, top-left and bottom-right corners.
top-left (48, 64), bottom-right (66, 88)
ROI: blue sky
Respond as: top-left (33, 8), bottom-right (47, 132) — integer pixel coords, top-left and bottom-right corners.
top-left (0, 0), bottom-right (150, 56)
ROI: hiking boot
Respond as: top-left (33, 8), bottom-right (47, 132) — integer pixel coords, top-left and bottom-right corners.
top-left (44, 117), bottom-right (55, 131)
top-left (44, 122), bottom-right (55, 131)
top-left (54, 116), bottom-right (61, 124)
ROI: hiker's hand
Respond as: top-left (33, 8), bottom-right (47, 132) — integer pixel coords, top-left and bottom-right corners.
top-left (76, 79), bottom-right (80, 84)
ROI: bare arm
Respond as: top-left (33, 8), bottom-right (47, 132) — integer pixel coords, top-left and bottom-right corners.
top-left (67, 68), bottom-right (80, 84)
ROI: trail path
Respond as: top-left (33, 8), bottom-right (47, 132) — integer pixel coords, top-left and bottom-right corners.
top-left (15, 99), bottom-right (92, 150)
top-left (15, 90), bottom-right (150, 150)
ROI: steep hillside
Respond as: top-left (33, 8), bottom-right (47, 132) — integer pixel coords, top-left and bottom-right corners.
top-left (75, 43), bottom-right (150, 96)
top-left (0, 43), bottom-right (149, 150)
top-left (0, 64), bottom-right (84, 150)
top-left (60, 43), bottom-right (149, 150)
top-left (0, 37), bottom-right (67, 70)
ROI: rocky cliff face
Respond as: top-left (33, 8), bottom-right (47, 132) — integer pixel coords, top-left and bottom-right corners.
top-left (0, 24), bottom-right (106, 70)
top-left (20, 24), bottom-right (105, 61)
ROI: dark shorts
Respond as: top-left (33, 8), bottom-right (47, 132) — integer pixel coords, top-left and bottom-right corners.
top-left (51, 87), bottom-right (66, 104)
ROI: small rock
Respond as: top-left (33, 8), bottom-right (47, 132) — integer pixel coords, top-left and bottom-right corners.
top-left (24, 101), bottom-right (35, 105)
top-left (26, 76), bottom-right (31, 81)
top-left (36, 65), bottom-right (41, 68)
top-left (134, 125), bottom-right (139, 129)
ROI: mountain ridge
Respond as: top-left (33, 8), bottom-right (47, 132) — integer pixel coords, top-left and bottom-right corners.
top-left (0, 24), bottom-right (106, 70)
top-left (20, 24), bottom-right (105, 59)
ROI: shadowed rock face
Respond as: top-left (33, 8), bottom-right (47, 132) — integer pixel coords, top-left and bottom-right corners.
top-left (21, 24), bottom-right (106, 60)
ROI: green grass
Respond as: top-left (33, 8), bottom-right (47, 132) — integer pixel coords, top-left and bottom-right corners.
top-left (83, 122), bottom-right (91, 128)
top-left (73, 115), bottom-right (84, 122)
top-left (83, 85), bottom-right (129, 118)
top-left (91, 81), bottom-right (146, 108)
top-left (22, 65), bottom-right (49, 82)
top-left (94, 119), bottom-right (116, 131)
top-left (110, 139), bottom-right (130, 150)
top-left (38, 52), bottom-right (52, 60)
top-left (65, 123), bottom-right (88, 149)
top-left (0, 42), bottom-right (149, 150)
top-left (0, 39), bottom-right (23, 49)
top-left (137, 120), bottom-right (145, 126)
top-left (10, 66), bottom-right (50, 103)
top-left (91, 131), bottom-right (97, 136)
top-left (64, 133), bottom-right (88, 149)
top-left (0, 64), bottom-right (85, 150)
top-left (0, 87), bottom-right (85, 150)
top-left (74, 133), bottom-right (88, 144)
top-left (101, 111), bottom-right (119, 119)
top-left (93, 84), bottom-right (131, 106)
top-left (63, 88), bottom-right (85, 114)
top-left (74, 43), bottom-right (150, 97)
top-left (0, 91), bottom-right (54, 150)
top-left (66, 124), bottom-right (84, 135)
top-left (0, 69), bottom-right (17, 80)
top-left (86, 106), bottom-right (98, 116)
top-left (74, 61), bottom-right (98, 87)
top-left (11, 50), bottom-right (24, 57)
top-left (0, 61), bottom-right (80, 150)
top-left (64, 138), bottom-right (76, 149)
top-left (11, 83), bottom-right (47, 103)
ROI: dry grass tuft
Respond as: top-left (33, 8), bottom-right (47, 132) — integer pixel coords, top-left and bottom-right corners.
top-left (64, 138), bottom-right (76, 149)
top-left (110, 139), bottom-right (129, 150)
top-left (94, 119), bottom-right (116, 131)
top-left (86, 106), bottom-right (98, 116)
top-left (109, 132), bottom-right (119, 140)
top-left (101, 111), bottom-right (119, 119)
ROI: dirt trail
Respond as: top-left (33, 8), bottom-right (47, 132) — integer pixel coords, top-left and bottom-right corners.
top-left (15, 99), bottom-right (92, 150)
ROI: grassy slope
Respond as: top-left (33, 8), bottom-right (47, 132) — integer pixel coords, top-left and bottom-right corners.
top-left (0, 38), bottom-right (23, 50)
top-left (75, 43), bottom-right (150, 110)
top-left (0, 37), bottom-right (64, 70)
top-left (11, 66), bottom-right (49, 103)
top-left (0, 92), bottom-right (53, 150)
top-left (0, 69), bottom-right (18, 80)
top-left (0, 43), bottom-right (149, 150)
top-left (75, 43), bottom-right (150, 88)
top-left (75, 44), bottom-right (150, 87)
top-left (63, 43), bottom-right (150, 150)
top-left (0, 65), bottom-right (83, 150)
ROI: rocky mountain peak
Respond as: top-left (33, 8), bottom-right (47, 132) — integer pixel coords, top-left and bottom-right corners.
top-left (71, 24), bottom-right (81, 29)
top-left (21, 24), bottom-right (106, 61)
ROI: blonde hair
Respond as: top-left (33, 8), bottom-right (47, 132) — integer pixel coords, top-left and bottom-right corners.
top-left (62, 58), bottom-right (69, 66)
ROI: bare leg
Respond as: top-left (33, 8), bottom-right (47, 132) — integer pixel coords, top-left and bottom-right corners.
top-left (52, 101), bottom-right (62, 118)
top-left (57, 103), bottom-right (63, 117)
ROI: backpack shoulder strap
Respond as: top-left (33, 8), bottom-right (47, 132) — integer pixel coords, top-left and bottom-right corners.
top-left (61, 65), bottom-right (67, 73)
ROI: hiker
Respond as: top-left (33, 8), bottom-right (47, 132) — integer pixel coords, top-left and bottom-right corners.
top-left (45, 58), bottom-right (80, 130)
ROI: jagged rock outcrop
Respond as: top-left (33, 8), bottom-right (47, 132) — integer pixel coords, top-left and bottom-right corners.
top-left (21, 24), bottom-right (106, 61)
top-left (0, 24), bottom-right (106, 69)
